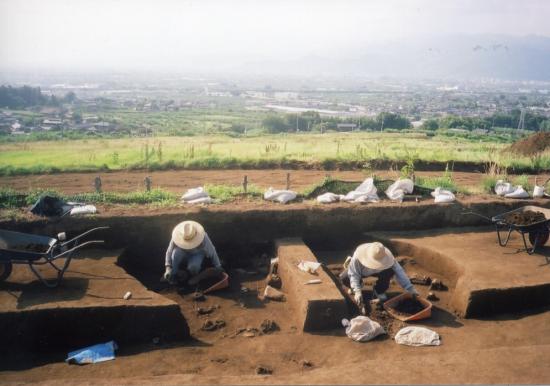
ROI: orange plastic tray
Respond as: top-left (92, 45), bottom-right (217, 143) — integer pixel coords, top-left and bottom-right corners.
top-left (383, 292), bottom-right (432, 322)
top-left (203, 272), bottom-right (229, 294)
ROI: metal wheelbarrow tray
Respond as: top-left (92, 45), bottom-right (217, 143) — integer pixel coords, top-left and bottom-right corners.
top-left (491, 205), bottom-right (550, 255)
top-left (0, 227), bottom-right (108, 287)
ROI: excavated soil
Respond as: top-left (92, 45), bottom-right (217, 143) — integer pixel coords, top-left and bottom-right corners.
top-left (504, 210), bottom-right (546, 226)
top-left (390, 297), bottom-right (426, 316)
top-left (508, 132), bottom-right (550, 156)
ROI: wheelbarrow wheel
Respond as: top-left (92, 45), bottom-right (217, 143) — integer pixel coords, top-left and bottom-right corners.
top-left (0, 261), bottom-right (13, 282)
top-left (529, 230), bottom-right (550, 247)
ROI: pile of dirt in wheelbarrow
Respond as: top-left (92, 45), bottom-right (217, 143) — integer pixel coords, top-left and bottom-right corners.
top-left (504, 210), bottom-right (546, 226)
top-left (507, 132), bottom-right (550, 156)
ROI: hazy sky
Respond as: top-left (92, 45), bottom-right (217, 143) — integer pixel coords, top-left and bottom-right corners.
top-left (1, 0), bottom-right (549, 73)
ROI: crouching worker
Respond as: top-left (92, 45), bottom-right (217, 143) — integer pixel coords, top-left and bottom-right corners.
top-left (163, 220), bottom-right (224, 286)
top-left (340, 242), bottom-right (418, 313)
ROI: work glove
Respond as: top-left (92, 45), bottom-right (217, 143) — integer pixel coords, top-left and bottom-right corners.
top-left (408, 287), bottom-right (419, 299)
top-left (354, 290), bottom-right (364, 306)
top-left (163, 266), bottom-right (173, 282)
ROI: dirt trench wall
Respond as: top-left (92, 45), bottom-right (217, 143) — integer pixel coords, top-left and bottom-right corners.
top-left (2, 200), bottom-right (547, 273)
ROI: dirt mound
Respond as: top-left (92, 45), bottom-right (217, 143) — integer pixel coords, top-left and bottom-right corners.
top-left (508, 132), bottom-right (550, 156)
top-left (504, 210), bottom-right (546, 226)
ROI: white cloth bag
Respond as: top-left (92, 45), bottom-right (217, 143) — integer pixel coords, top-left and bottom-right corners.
top-left (317, 192), bottom-right (344, 204)
top-left (494, 180), bottom-right (514, 196)
top-left (431, 187), bottom-right (456, 203)
top-left (394, 326), bottom-right (441, 346)
top-left (342, 178), bottom-right (379, 203)
top-left (264, 187), bottom-right (297, 204)
top-left (341, 316), bottom-right (385, 342)
top-left (504, 186), bottom-right (530, 199)
top-left (385, 179), bottom-right (414, 202)
top-left (181, 187), bottom-right (208, 202)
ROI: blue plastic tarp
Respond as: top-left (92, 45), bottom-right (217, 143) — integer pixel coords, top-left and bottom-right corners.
top-left (66, 341), bottom-right (118, 365)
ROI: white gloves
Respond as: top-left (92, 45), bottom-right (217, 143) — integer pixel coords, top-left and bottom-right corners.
top-left (163, 266), bottom-right (173, 282)
top-left (354, 290), bottom-right (364, 306)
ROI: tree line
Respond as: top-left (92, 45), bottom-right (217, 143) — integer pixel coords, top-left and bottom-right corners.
top-left (422, 109), bottom-right (550, 132)
top-left (0, 85), bottom-right (76, 109)
top-left (260, 111), bottom-right (411, 133)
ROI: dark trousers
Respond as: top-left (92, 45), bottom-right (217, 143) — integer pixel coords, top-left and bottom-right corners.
top-left (339, 267), bottom-right (394, 296)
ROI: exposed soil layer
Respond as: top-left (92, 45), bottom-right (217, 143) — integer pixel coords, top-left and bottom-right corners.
top-left (508, 132), bottom-right (550, 156)
top-left (2, 169), bottom-right (549, 194)
top-left (504, 210), bottom-right (546, 226)
top-left (391, 297), bottom-right (426, 316)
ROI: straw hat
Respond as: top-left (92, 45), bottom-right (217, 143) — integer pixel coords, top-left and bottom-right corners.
top-left (172, 221), bottom-right (205, 250)
top-left (354, 242), bottom-right (395, 270)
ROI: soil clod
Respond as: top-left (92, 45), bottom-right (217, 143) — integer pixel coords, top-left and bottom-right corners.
top-left (197, 306), bottom-right (215, 315)
top-left (267, 273), bottom-right (282, 289)
top-left (427, 292), bottom-right (439, 301)
top-left (260, 319), bottom-right (278, 334)
top-left (410, 275), bottom-right (432, 286)
top-left (256, 365), bottom-right (273, 375)
top-left (201, 319), bottom-right (226, 331)
top-left (504, 210), bottom-right (546, 226)
top-left (392, 297), bottom-right (426, 316)
top-left (429, 279), bottom-right (448, 291)
top-left (301, 360), bottom-right (314, 369)
top-left (192, 292), bottom-right (206, 302)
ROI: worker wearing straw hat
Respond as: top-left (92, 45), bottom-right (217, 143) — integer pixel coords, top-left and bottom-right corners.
top-left (340, 242), bottom-right (418, 313)
top-left (163, 221), bottom-right (223, 285)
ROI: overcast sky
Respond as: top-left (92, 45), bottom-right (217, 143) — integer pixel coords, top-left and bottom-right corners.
top-left (1, 0), bottom-right (549, 73)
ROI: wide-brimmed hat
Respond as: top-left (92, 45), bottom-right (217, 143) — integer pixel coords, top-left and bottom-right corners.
top-left (354, 242), bottom-right (395, 270)
top-left (172, 221), bottom-right (205, 250)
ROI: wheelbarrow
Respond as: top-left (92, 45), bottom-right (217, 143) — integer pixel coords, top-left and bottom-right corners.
top-left (464, 205), bottom-right (550, 255)
top-left (0, 227), bottom-right (108, 287)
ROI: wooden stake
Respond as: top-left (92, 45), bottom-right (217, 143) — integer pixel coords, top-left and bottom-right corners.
top-left (243, 175), bottom-right (248, 193)
top-left (286, 173), bottom-right (291, 190)
top-left (94, 176), bottom-right (102, 193)
top-left (144, 176), bottom-right (152, 192)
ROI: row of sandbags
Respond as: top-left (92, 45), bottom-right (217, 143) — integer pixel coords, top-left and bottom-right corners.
top-left (181, 186), bottom-right (298, 205)
top-left (494, 180), bottom-right (544, 199)
top-left (316, 178), bottom-right (456, 204)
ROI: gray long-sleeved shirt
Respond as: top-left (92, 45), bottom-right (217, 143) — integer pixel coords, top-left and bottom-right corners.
top-left (347, 254), bottom-right (413, 293)
top-left (165, 233), bottom-right (221, 269)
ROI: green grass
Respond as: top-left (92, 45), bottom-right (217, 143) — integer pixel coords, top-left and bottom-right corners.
top-left (204, 184), bottom-right (263, 203)
top-left (1, 132), bottom-right (539, 176)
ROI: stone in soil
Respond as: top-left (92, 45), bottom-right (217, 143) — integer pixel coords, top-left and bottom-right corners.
top-left (260, 319), bottom-right (278, 334)
top-left (201, 319), bottom-right (226, 331)
top-left (256, 365), bottom-right (273, 375)
top-left (427, 292), bottom-right (439, 301)
top-left (410, 275), bottom-right (432, 286)
top-left (504, 210), bottom-right (546, 226)
top-left (197, 306), bottom-right (215, 315)
top-left (429, 279), bottom-right (448, 291)
top-left (267, 273), bottom-right (282, 289)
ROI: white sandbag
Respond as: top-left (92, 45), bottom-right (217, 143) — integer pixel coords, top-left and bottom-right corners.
top-left (341, 316), bottom-right (385, 342)
top-left (316, 192), bottom-right (343, 204)
top-left (181, 187), bottom-right (208, 202)
top-left (297, 260), bottom-right (321, 274)
top-left (533, 185), bottom-right (544, 198)
top-left (342, 178), bottom-right (379, 203)
top-left (394, 326), bottom-right (441, 346)
top-left (504, 186), bottom-right (530, 199)
top-left (431, 187), bottom-right (456, 203)
top-left (386, 179), bottom-right (414, 202)
top-left (264, 187), bottom-right (297, 204)
top-left (186, 196), bottom-right (213, 205)
top-left (70, 205), bottom-right (97, 216)
top-left (494, 180), bottom-right (514, 196)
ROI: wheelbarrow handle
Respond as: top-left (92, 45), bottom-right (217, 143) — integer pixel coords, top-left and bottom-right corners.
top-left (60, 226), bottom-right (110, 247)
top-left (53, 240), bottom-right (105, 259)
top-left (461, 211), bottom-right (493, 223)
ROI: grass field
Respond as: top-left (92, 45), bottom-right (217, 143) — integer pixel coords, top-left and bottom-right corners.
top-left (0, 132), bottom-right (546, 175)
